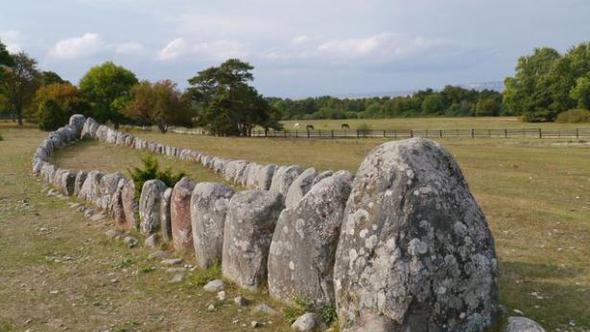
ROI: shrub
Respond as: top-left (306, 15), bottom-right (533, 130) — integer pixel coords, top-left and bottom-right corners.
top-left (128, 155), bottom-right (185, 197)
top-left (38, 100), bottom-right (68, 131)
top-left (555, 109), bottom-right (590, 123)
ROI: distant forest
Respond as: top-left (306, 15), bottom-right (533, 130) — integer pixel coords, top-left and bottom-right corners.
top-left (267, 86), bottom-right (503, 120)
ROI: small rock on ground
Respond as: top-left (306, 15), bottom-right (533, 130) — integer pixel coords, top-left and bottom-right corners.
top-left (291, 312), bottom-right (322, 331)
top-left (169, 273), bottom-right (184, 283)
top-left (203, 279), bottom-right (225, 292)
top-left (161, 258), bottom-right (183, 266)
top-left (234, 296), bottom-right (248, 307)
top-left (253, 303), bottom-right (276, 315)
top-left (123, 236), bottom-right (138, 248)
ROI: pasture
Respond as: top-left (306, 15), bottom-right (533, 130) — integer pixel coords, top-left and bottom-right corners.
top-left (1, 117), bottom-right (589, 331)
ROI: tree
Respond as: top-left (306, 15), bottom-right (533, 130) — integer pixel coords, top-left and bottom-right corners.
top-left (0, 39), bottom-right (14, 82)
top-left (39, 71), bottom-right (67, 86)
top-left (28, 83), bottom-right (91, 125)
top-left (0, 52), bottom-right (39, 125)
top-left (38, 99), bottom-right (66, 131)
top-left (79, 61), bottom-right (138, 127)
top-left (570, 75), bottom-right (590, 110)
top-left (475, 98), bottom-right (500, 116)
top-left (123, 80), bottom-right (193, 133)
top-left (421, 94), bottom-right (445, 115)
top-left (187, 59), bottom-right (281, 136)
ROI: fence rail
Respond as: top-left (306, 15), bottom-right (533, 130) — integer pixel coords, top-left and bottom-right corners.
top-left (250, 128), bottom-right (590, 139)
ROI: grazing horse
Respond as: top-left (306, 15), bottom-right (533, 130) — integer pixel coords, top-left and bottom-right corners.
top-left (293, 122), bottom-right (300, 128)
top-left (341, 123), bottom-right (350, 129)
top-left (306, 125), bottom-right (315, 131)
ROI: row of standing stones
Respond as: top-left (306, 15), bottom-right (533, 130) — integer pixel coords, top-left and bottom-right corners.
top-left (30, 114), bottom-right (547, 332)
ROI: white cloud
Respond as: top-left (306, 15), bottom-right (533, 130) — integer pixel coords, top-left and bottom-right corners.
top-left (0, 30), bottom-right (23, 53)
top-left (49, 33), bottom-right (104, 59)
top-left (291, 35), bottom-right (311, 45)
top-left (158, 37), bottom-right (187, 61)
top-left (114, 41), bottom-right (144, 55)
top-left (192, 40), bottom-right (247, 60)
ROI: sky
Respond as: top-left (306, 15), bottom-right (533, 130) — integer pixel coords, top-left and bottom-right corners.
top-left (1, 0), bottom-right (589, 98)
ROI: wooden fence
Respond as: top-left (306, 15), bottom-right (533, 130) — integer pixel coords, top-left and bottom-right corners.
top-left (250, 128), bottom-right (590, 139)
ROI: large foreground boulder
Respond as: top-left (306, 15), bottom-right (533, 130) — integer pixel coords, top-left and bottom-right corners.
top-left (268, 171), bottom-right (353, 307)
top-left (139, 180), bottom-right (167, 235)
top-left (191, 182), bottom-right (234, 268)
top-left (333, 138), bottom-right (500, 331)
top-left (170, 177), bottom-right (195, 252)
top-left (222, 190), bottom-right (284, 290)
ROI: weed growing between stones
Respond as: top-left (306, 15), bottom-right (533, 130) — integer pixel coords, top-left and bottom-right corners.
top-left (282, 297), bottom-right (313, 323)
top-left (188, 264), bottom-right (222, 287)
top-left (128, 155), bottom-right (185, 197)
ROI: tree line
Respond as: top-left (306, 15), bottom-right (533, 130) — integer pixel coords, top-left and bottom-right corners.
top-left (503, 41), bottom-right (590, 122)
top-left (2, 38), bottom-right (589, 135)
top-left (267, 87), bottom-right (503, 120)
top-left (0, 40), bottom-right (281, 135)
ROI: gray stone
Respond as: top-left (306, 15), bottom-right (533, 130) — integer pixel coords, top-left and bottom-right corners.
top-left (170, 177), bottom-right (195, 252)
top-left (169, 273), bottom-right (184, 283)
top-left (312, 170), bottom-right (334, 186)
top-left (291, 313), bottom-right (323, 332)
top-left (284, 167), bottom-right (317, 209)
top-left (121, 180), bottom-right (139, 230)
top-left (244, 163), bottom-right (262, 188)
top-left (145, 234), bottom-right (160, 248)
top-left (254, 164), bottom-right (277, 190)
top-left (111, 178), bottom-right (127, 228)
top-left (68, 114), bottom-right (86, 137)
top-left (270, 165), bottom-right (304, 197)
top-left (268, 171), bottom-right (353, 307)
top-left (505, 317), bottom-right (545, 332)
top-left (222, 190), bottom-right (284, 290)
top-left (333, 138), bottom-right (500, 332)
top-left (78, 170), bottom-right (103, 202)
top-left (191, 182), bottom-right (234, 268)
top-left (161, 258), bottom-right (183, 265)
top-left (123, 236), bottom-right (138, 248)
top-left (81, 118), bottom-right (99, 139)
top-left (160, 188), bottom-right (173, 242)
top-left (73, 171), bottom-right (87, 196)
top-left (224, 160), bottom-right (249, 184)
top-left (203, 279), bottom-right (225, 292)
top-left (253, 303), bottom-right (276, 315)
top-left (138, 179), bottom-right (167, 235)
top-left (96, 172), bottom-right (126, 211)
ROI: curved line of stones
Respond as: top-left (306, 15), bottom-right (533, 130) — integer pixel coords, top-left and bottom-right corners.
top-left (30, 115), bottom-right (545, 332)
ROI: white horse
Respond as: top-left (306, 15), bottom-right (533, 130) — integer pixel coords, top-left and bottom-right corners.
top-left (293, 123), bottom-right (300, 128)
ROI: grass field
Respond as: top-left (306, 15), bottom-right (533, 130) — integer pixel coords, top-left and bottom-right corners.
top-left (281, 116), bottom-right (589, 130)
top-left (1, 119), bottom-right (589, 331)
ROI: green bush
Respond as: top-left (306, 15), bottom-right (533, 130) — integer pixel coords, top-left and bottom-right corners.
top-left (128, 155), bottom-right (185, 197)
top-left (555, 109), bottom-right (590, 123)
top-left (38, 100), bottom-right (68, 131)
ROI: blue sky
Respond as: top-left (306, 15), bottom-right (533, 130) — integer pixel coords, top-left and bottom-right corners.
top-left (1, 0), bottom-right (589, 97)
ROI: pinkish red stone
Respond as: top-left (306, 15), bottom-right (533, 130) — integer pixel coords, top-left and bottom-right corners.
top-left (171, 177), bottom-right (195, 252)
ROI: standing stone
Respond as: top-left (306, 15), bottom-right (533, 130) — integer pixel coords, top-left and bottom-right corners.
top-left (244, 163), bottom-right (262, 188)
top-left (312, 170), bottom-right (334, 186)
top-left (254, 164), bottom-right (277, 190)
top-left (268, 171), bottom-right (353, 307)
top-left (191, 182), bottom-right (234, 268)
top-left (58, 169), bottom-right (77, 196)
top-left (80, 117), bottom-right (99, 140)
top-left (74, 171), bottom-right (87, 196)
top-left (160, 188), bottom-right (173, 242)
top-left (270, 165), bottom-right (303, 197)
top-left (68, 114), bottom-right (86, 137)
top-left (111, 178), bottom-right (127, 226)
top-left (284, 167), bottom-right (317, 209)
top-left (121, 180), bottom-right (139, 230)
top-left (222, 190), bottom-right (284, 291)
top-left (333, 138), bottom-right (499, 332)
top-left (171, 177), bottom-right (196, 252)
top-left (78, 170), bottom-right (103, 202)
top-left (97, 172), bottom-right (126, 211)
top-left (139, 179), bottom-right (167, 235)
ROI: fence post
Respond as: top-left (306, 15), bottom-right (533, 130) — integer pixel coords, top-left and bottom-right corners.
top-left (471, 129), bottom-right (474, 138)
top-left (439, 129), bottom-right (443, 138)
top-left (504, 128), bottom-right (507, 138)
top-left (318, 129), bottom-right (322, 138)
top-left (383, 130), bottom-right (386, 137)
top-left (577, 128), bottom-right (579, 139)
top-left (410, 129), bottom-right (414, 138)
top-left (331, 130), bottom-right (334, 139)
top-left (357, 130), bottom-right (360, 139)
top-left (307, 130), bottom-right (310, 139)
top-left (265, 130), bottom-right (268, 137)
top-left (539, 128), bottom-right (542, 139)
top-left (295, 130), bottom-right (298, 138)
